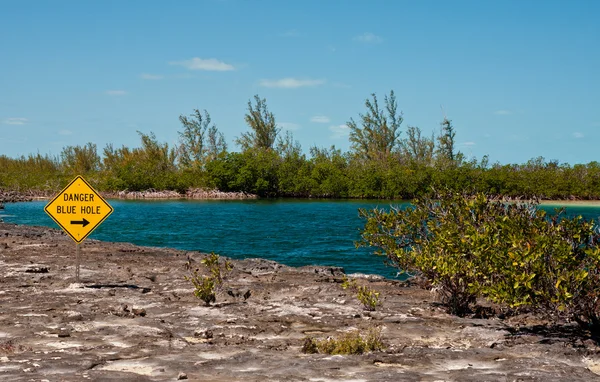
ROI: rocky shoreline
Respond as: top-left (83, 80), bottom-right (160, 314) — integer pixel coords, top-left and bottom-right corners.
top-left (104, 188), bottom-right (258, 200)
top-left (4, 188), bottom-right (600, 204)
top-left (0, 188), bottom-right (258, 203)
top-left (1, 222), bottom-right (600, 381)
top-left (0, 190), bottom-right (40, 204)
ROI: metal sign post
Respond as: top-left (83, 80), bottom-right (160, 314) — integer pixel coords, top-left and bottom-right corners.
top-left (76, 243), bottom-right (81, 283)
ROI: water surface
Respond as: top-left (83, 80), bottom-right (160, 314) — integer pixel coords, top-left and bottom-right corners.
top-left (3, 199), bottom-right (600, 279)
top-left (1, 199), bottom-right (402, 278)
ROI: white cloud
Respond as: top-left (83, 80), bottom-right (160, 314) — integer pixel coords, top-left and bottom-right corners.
top-left (3, 117), bottom-right (28, 125)
top-left (140, 73), bottom-right (163, 80)
top-left (493, 110), bottom-right (512, 115)
top-left (573, 132), bottom-right (584, 138)
top-left (259, 77), bottom-right (325, 89)
top-left (330, 124), bottom-right (350, 139)
top-left (279, 122), bottom-right (300, 131)
top-left (106, 90), bottom-right (127, 96)
top-left (461, 141), bottom-right (476, 147)
top-left (354, 32), bottom-right (383, 44)
top-left (310, 115), bottom-right (330, 123)
top-left (58, 129), bottom-right (72, 136)
top-left (169, 57), bottom-right (235, 71)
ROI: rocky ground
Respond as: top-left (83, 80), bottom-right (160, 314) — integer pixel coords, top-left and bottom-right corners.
top-left (1, 223), bottom-right (600, 381)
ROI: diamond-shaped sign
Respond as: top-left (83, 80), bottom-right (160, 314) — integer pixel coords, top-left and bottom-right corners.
top-left (44, 175), bottom-right (113, 243)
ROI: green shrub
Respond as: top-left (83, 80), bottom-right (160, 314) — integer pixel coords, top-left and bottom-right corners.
top-left (302, 327), bottom-right (384, 355)
top-left (185, 253), bottom-right (233, 306)
top-left (358, 191), bottom-right (600, 331)
top-left (359, 192), bottom-right (490, 315)
top-left (341, 277), bottom-right (381, 311)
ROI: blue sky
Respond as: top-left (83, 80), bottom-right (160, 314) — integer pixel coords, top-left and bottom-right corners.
top-left (1, 0), bottom-right (598, 164)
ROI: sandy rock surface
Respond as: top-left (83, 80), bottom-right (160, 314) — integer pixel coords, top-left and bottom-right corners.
top-left (1, 222), bottom-right (600, 381)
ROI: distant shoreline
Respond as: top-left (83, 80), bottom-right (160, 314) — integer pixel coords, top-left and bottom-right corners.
top-left (102, 189), bottom-right (258, 200)
top-left (4, 189), bottom-right (600, 205)
top-left (0, 188), bottom-right (258, 202)
top-left (540, 200), bottom-right (600, 207)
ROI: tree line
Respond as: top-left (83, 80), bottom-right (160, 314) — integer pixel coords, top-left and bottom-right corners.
top-left (1, 91), bottom-right (600, 199)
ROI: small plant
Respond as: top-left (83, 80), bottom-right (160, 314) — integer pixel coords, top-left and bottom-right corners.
top-left (302, 337), bottom-right (319, 354)
top-left (341, 276), bottom-right (357, 290)
top-left (302, 327), bottom-right (384, 355)
top-left (0, 340), bottom-right (16, 354)
top-left (356, 285), bottom-right (380, 311)
top-left (0, 340), bottom-right (31, 354)
top-left (185, 253), bottom-right (233, 306)
top-left (342, 276), bottom-right (380, 311)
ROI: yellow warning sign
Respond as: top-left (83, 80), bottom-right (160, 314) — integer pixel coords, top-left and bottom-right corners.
top-left (44, 175), bottom-right (113, 243)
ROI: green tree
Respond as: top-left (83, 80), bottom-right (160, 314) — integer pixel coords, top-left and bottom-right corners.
top-left (205, 152), bottom-right (242, 192)
top-left (276, 131), bottom-right (311, 196)
top-left (206, 123), bottom-right (228, 161)
top-left (60, 143), bottom-right (100, 176)
top-left (100, 132), bottom-right (178, 191)
top-left (236, 95), bottom-right (280, 151)
top-left (400, 126), bottom-right (435, 166)
top-left (137, 131), bottom-right (178, 176)
top-left (276, 130), bottom-right (302, 159)
top-left (309, 146), bottom-right (349, 197)
top-left (436, 117), bottom-right (458, 163)
top-left (0, 153), bottom-right (61, 191)
top-left (178, 109), bottom-right (227, 169)
top-left (177, 109), bottom-right (227, 188)
top-left (230, 149), bottom-right (280, 196)
top-left (178, 109), bottom-right (208, 168)
top-left (347, 90), bottom-right (402, 162)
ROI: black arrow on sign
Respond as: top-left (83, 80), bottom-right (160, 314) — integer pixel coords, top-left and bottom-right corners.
top-left (71, 218), bottom-right (90, 227)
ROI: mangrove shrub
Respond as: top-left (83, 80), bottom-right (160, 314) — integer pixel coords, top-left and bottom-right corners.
top-left (359, 192), bottom-right (600, 333)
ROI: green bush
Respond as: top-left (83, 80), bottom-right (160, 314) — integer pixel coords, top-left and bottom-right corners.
top-left (341, 277), bottom-right (381, 311)
top-left (185, 253), bottom-right (233, 306)
top-left (359, 192), bottom-right (487, 315)
top-left (302, 327), bottom-right (384, 355)
top-left (359, 192), bottom-right (600, 332)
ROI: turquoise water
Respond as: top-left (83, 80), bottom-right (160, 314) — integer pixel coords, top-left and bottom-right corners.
top-left (0, 199), bottom-right (404, 278)
top-left (2, 200), bottom-right (600, 279)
